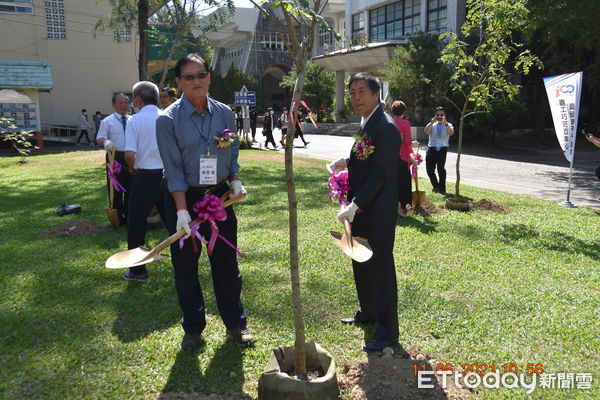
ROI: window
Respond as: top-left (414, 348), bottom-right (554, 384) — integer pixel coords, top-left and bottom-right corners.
top-left (318, 17), bottom-right (335, 51)
top-left (369, 0), bottom-right (421, 42)
top-left (45, 0), bottom-right (66, 39)
top-left (351, 12), bottom-right (364, 44)
top-left (113, 27), bottom-right (131, 42)
top-left (260, 32), bottom-right (286, 52)
top-left (0, 0), bottom-right (33, 14)
top-left (427, 0), bottom-right (447, 32)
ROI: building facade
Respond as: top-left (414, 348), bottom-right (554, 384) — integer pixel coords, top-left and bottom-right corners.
top-left (313, 0), bottom-right (466, 121)
top-left (0, 0), bottom-right (139, 129)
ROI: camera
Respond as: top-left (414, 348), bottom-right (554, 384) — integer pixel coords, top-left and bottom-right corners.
top-left (436, 116), bottom-right (442, 122)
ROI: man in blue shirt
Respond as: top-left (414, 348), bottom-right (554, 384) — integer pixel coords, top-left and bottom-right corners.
top-left (156, 53), bottom-right (251, 352)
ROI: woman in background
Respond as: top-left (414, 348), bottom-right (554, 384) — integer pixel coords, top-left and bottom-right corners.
top-left (391, 100), bottom-right (413, 217)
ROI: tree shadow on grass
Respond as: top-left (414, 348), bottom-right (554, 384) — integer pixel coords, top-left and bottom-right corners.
top-left (111, 272), bottom-right (180, 343)
top-left (397, 215), bottom-right (439, 234)
top-left (498, 223), bottom-right (600, 261)
top-left (160, 342), bottom-right (245, 397)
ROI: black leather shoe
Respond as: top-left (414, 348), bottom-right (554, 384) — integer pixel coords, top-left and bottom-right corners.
top-left (362, 339), bottom-right (398, 353)
top-left (181, 332), bottom-right (202, 351)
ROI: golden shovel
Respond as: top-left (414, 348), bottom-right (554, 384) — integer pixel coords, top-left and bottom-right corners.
top-left (105, 191), bottom-right (246, 269)
top-left (330, 219), bottom-right (373, 263)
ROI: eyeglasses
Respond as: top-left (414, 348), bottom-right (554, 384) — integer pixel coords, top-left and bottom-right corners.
top-left (180, 71), bottom-right (209, 81)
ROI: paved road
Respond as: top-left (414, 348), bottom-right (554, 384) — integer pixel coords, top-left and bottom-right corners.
top-left (254, 128), bottom-right (600, 209)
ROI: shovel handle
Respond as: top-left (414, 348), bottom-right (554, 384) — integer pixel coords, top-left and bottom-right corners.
top-left (343, 219), bottom-right (353, 252)
top-left (145, 191), bottom-right (247, 258)
top-left (108, 148), bottom-right (115, 208)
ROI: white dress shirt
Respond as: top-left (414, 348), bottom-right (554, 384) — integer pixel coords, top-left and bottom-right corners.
top-left (360, 104), bottom-right (380, 129)
top-left (426, 121), bottom-right (454, 148)
top-left (125, 105), bottom-right (164, 169)
top-left (96, 112), bottom-right (129, 151)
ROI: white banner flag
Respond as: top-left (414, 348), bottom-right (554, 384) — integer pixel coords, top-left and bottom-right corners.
top-left (543, 72), bottom-right (583, 162)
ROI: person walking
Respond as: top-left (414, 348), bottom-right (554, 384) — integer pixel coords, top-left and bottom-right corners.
top-left (77, 109), bottom-right (92, 144)
top-left (424, 106), bottom-right (454, 194)
top-left (391, 100), bottom-right (413, 216)
top-left (96, 93), bottom-right (132, 225)
top-left (249, 106), bottom-right (257, 142)
top-left (328, 72), bottom-right (400, 352)
top-left (279, 107), bottom-right (289, 147)
top-left (584, 131), bottom-right (600, 181)
top-left (123, 81), bottom-right (166, 282)
top-left (262, 107), bottom-right (277, 149)
top-left (156, 53), bottom-right (252, 351)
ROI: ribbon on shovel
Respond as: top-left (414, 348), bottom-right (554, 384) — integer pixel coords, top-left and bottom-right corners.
top-left (291, 100), bottom-right (318, 129)
top-left (328, 170), bottom-right (351, 206)
top-left (410, 153), bottom-right (423, 179)
top-left (179, 194), bottom-right (243, 258)
top-left (107, 160), bottom-right (126, 192)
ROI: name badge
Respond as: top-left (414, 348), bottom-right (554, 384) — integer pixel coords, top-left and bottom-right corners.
top-left (199, 156), bottom-right (218, 185)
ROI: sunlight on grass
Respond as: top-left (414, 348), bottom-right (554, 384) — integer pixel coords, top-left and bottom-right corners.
top-left (0, 149), bottom-right (598, 399)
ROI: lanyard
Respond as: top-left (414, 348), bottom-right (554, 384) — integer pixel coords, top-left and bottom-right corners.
top-left (190, 110), bottom-right (213, 156)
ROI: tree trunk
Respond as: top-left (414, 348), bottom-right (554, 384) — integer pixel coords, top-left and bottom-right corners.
top-left (138, 0), bottom-right (149, 81)
top-left (286, 71), bottom-right (306, 378)
top-left (455, 110), bottom-right (466, 198)
top-left (158, 29), bottom-right (182, 88)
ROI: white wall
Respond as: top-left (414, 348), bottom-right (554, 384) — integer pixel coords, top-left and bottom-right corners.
top-left (0, 0), bottom-right (139, 126)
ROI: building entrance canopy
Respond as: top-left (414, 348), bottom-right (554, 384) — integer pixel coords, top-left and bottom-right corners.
top-left (312, 42), bottom-right (397, 73)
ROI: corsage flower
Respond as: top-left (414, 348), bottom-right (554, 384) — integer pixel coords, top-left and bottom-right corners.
top-left (352, 135), bottom-right (375, 160)
top-left (214, 129), bottom-right (236, 149)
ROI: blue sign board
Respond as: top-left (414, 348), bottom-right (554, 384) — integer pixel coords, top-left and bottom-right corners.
top-left (235, 91), bottom-right (256, 106)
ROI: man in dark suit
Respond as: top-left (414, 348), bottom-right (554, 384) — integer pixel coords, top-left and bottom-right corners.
top-left (328, 72), bottom-right (400, 352)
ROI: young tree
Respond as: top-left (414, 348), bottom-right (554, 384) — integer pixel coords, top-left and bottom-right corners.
top-left (249, 0), bottom-right (337, 378)
top-left (438, 0), bottom-right (541, 197)
top-left (280, 60), bottom-right (335, 122)
top-left (151, 0), bottom-right (234, 88)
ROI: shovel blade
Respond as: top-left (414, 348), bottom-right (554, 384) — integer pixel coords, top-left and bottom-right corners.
top-left (106, 207), bottom-right (120, 230)
top-left (105, 246), bottom-right (169, 269)
top-left (330, 231), bottom-right (373, 263)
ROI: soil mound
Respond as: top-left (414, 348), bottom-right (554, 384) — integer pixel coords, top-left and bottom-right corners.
top-left (471, 198), bottom-right (509, 212)
top-left (41, 218), bottom-right (110, 237)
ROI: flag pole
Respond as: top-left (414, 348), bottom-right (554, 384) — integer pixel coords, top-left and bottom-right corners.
top-left (559, 157), bottom-right (575, 207)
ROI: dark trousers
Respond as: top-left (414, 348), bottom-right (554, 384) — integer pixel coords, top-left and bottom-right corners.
top-left (165, 187), bottom-right (247, 334)
top-left (351, 221), bottom-right (398, 344)
top-left (127, 170), bottom-right (166, 275)
top-left (264, 128), bottom-right (277, 148)
top-left (397, 159), bottom-right (412, 207)
top-left (294, 127), bottom-right (308, 145)
top-left (251, 123), bottom-right (256, 140)
top-left (280, 127), bottom-right (288, 144)
top-left (426, 147), bottom-right (448, 192)
top-left (595, 164), bottom-right (600, 181)
top-left (77, 128), bottom-right (91, 144)
top-left (105, 151), bottom-right (131, 225)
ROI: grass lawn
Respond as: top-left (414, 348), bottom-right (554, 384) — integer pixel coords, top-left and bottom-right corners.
top-left (0, 149), bottom-right (598, 400)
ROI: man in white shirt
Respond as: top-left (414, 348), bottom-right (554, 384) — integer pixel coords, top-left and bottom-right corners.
top-left (96, 93), bottom-right (131, 225)
top-left (424, 106), bottom-right (454, 194)
top-left (123, 81), bottom-right (166, 282)
top-left (76, 109), bottom-right (92, 144)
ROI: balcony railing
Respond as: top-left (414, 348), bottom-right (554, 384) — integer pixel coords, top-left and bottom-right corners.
top-left (314, 32), bottom-right (371, 57)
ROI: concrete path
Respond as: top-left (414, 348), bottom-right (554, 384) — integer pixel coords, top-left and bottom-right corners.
top-left (253, 128), bottom-right (600, 210)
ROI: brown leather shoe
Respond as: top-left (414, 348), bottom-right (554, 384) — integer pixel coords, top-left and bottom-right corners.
top-left (226, 327), bottom-right (254, 347)
top-left (181, 332), bottom-right (202, 351)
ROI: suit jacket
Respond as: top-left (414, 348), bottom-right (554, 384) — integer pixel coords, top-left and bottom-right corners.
top-left (348, 105), bottom-right (401, 226)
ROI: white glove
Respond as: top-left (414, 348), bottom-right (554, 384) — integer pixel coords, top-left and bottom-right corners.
top-left (104, 140), bottom-right (115, 152)
top-left (176, 209), bottom-right (192, 239)
top-left (229, 179), bottom-right (247, 201)
top-left (337, 201), bottom-right (359, 223)
top-left (327, 157), bottom-right (347, 172)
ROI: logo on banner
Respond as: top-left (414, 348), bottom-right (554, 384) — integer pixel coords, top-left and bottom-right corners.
top-left (555, 85), bottom-right (575, 97)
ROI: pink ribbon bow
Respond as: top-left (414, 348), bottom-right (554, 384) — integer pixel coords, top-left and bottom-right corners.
top-left (290, 100), bottom-right (318, 129)
top-left (107, 160), bottom-right (126, 192)
top-left (328, 171), bottom-right (351, 206)
top-left (411, 153), bottom-right (423, 178)
top-left (179, 194), bottom-right (243, 258)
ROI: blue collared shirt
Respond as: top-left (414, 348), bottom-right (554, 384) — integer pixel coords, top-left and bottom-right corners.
top-left (156, 94), bottom-right (238, 192)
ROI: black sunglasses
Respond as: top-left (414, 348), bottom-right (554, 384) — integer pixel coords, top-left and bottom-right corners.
top-left (180, 71), bottom-right (209, 81)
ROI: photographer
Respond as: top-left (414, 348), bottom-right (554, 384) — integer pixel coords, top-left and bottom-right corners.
top-left (584, 131), bottom-right (600, 181)
top-left (424, 106), bottom-right (454, 194)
